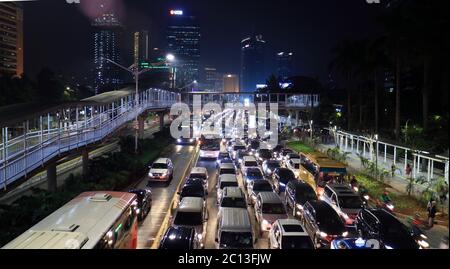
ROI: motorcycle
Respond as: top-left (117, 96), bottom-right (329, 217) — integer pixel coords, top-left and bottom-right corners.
top-left (407, 215), bottom-right (430, 249)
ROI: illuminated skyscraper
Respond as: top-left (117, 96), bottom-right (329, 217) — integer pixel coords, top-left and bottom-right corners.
top-left (241, 35), bottom-right (266, 92)
top-left (204, 67), bottom-right (222, 92)
top-left (93, 12), bottom-right (124, 94)
top-left (167, 9), bottom-right (200, 90)
top-left (223, 74), bottom-right (239, 93)
top-left (134, 30), bottom-right (149, 65)
top-left (0, 2), bottom-right (23, 77)
top-left (276, 51), bottom-right (293, 81)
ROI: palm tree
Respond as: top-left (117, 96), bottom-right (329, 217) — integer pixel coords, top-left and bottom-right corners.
top-left (329, 41), bottom-right (363, 130)
top-left (376, 3), bottom-right (412, 140)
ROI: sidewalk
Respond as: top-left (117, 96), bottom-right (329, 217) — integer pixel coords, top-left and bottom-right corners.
top-left (316, 142), bottom-right (449, 248)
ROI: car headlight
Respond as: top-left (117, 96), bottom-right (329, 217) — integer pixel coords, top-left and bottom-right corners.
top-left (177, 138), bottom-right (182, 143)
top-left (255, 153), bottom-right (259, 158)
top-left (363, 195), bottom-right (370, 201)
top-left (342, 231), bottom-right (349, 237)
top-left (162, 173), bottom-right (167, 177)
top-left (267, 169), bottom-right (272, 174)
top-left (319, 232), bottom-right (328, 238)
top-left (296, 204), bottom-right (303, 210)
top-left (197, 234), bottom-right (203, 240)
top-left (385, 245), bottom-right (393, 249)
top-left (387, 204), bottom-right (394, 211)
top-left (136, 208), bottom-right (141, 214)
top-left (148, 173), bottom-right (154, 177)
top-left (418, 240), bottom-right (429, 249)
top-left (420, 234), bottom-right (428, 240)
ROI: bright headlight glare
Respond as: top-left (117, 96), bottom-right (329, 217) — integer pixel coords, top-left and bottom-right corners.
top-left (319, 232), bottom-right (328, 238)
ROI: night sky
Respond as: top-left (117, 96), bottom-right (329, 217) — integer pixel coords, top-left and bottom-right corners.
top-left (23, 0), bottom-right (384, 83)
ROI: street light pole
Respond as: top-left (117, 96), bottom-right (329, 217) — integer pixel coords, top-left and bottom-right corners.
top-left (105, 54), bottom-right (175, 154)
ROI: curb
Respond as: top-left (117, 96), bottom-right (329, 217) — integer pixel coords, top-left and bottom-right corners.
top-left (149, 146), bottom-right (200, 249)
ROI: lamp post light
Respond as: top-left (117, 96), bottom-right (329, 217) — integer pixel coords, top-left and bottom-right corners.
top-left (105, 54), bottom-right (175, 154)
top-left (309, 120), bottom-right (314, 140)
top-left (374, 134), bottom-right (379, 180)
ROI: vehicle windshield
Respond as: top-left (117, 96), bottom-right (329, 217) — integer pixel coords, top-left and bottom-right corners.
top-left (234, 145), bottom-right (246, 151)
top-left (220, 232), bottom-right (253, 248)
top-left (277, 170), bottom-right (296, 182)
top-left (190, 173), bottom-right (206, 180)
top-left (295, 190), bottom-right (316, 204)
top-left (220, 197), bottom-right (247, 208)
top-left (152, 163), bottom-right (167, 169)
top-left (220, 181), bottom-right (238, 189)
top-left (220, 168), bottom-right (236, 175)
top-left (250, 141), bottom-right (260, 149)
top-left (381, 218), bottom-right (413, 239)
top-left (281, 236), bottom-right (314, 249)
top-left (338, 196), bottom-right (363, 209)
top-left (200, 139), bottom-right (221, 150)
top-left (316, 211), bottom-right (344, 232)
top-left (244, 161), bottom-right (258, 167)
top-left (258, 150), bottom-right (271, 158)
top-left (262, 203), bottom-right (286, 214)
top-left (174, 212), bottom-right (203, 226)
top-left (180, 186), bottom-right (204, 198)
top-left (219, 153), bottom-right (230, 159)
top-left (266, 162), bottom-right (281, 169)
top-left (246, 169), bottom-right (263, 178)
top-left (253, 182), bottom-right (273, 192)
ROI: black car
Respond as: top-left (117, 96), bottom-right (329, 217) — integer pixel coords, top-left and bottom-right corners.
top-left (285, 181), bottom-right (317, 218)
top-left (178, 180), bottom-right (207, 200)
top-left (159, 226), bottom-right (200, 249)
top-left (128, 189), bottom-right (152, 221)
top-left (262, 160), bottom-right (281, 177)
top-left (247, 139), bottom-right (260, 153)
top-left (272, 168), bottom-right (296, 193)
top-left (279, 148), bottom-right (294, 161)
top-left (176, 136), bottom-right (197, 145)
top-left (355, 208), bottom-right (419, 249)
top-left (217, 152), bottom-right (232, 167)
top-left (234, 150), bottom-right (250, 168)
top-left (247, 179), bottom-right (274, 204)
top-left (256, 148), bottom-right (272, 163)
top-left (272, 145), bottom-right (284, 158)
top-left (302, 200), bottom-right (348, 248)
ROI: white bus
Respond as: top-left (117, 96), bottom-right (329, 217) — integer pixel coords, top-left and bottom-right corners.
top-left (2, 191), bottom-right (139, 249)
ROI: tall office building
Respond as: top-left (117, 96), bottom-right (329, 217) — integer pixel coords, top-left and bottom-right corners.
top-left (204, 67), bottom-right (222, 92)
top-left (93, 12), bottom-right (124, 94)
top-left (134, 31), bottom-right (149, 66)
top-left (167, 9), bottom-right (200, 90)
top-left (0, 2), bottom-right (23, 77)
top-left (241, 34), bottom-right (266, 92)
top-left (276, 51), bottom-right (293, 81)
top-left (223, 74), bottom-right (239, 93)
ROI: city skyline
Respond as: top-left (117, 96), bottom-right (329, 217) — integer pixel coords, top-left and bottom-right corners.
top-left (21, 0), bottom-right (381, 85)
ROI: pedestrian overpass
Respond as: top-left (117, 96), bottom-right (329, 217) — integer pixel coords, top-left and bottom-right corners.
top-left (0, 89), bottom-right (318, 191)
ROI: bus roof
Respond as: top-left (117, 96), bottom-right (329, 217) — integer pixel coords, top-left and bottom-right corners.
top-left (303, 152), bottom-right (346, 168)
top-left (2, 191), bottom-right (136, 249)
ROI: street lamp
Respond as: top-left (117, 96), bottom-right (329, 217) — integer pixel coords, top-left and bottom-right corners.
top-left (104, 54), bottom-right (175, 154)
top-left (374, 134), bottom-right (379, 180)
top-left (309, 120), bottom-right (313, 140)
top-left (166, 54), bottom-right (176, 90)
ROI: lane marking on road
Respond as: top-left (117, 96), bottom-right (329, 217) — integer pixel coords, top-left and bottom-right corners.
top-left (149, 146), bottom-right (200, 249)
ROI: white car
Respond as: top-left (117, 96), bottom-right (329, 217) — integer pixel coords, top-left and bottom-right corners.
top-left (218, 187), bottom-right (247, 213)
top-left (240, 156), bottom-right (259, 173)
top-left (148, 158), bottom-right (173, 184)
top-left (286, 158), bottom-right (302, 178)
top-left (269, 219), bottom-right (315, 249)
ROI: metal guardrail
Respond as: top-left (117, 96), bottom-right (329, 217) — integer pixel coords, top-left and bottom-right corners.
top-left (0, 88), bottom-right (178, 189)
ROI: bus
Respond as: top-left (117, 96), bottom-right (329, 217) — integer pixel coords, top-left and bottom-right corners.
top-left (299, 152), bottom-right (347, 196)
top-left (2, 191), bottom-right (138, 249)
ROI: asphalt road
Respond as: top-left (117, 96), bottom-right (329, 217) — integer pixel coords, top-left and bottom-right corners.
top-left (136, 144), bottom-right (197, 249)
